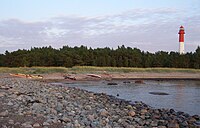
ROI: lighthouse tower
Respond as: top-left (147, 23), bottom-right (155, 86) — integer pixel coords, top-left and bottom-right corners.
top-left (178, 26), bottom-right (185, 54)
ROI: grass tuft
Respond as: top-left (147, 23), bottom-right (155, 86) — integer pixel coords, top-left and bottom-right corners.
top-left (0, 66), bottom-right (199, 74)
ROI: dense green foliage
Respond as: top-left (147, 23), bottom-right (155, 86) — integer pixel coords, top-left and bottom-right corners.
top-left (0, 45), bottom-right (200, 68)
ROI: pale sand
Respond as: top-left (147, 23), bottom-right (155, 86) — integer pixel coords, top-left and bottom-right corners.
top-left (1, 72), bottom-right (199, 81)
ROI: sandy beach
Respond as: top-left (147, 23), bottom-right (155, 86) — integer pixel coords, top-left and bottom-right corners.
top-left (35, 72), bottom-right (200, 82)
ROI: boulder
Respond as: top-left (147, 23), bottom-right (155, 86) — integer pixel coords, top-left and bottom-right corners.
top-left (135, 80), bottom-right (145, 84)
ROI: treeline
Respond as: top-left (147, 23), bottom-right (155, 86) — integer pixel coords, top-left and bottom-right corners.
top-left (0, 45), bottom-right (199, 68)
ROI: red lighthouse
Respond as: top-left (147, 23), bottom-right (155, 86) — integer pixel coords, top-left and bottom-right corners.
top-left (178, 26), bottom-right (185, 54)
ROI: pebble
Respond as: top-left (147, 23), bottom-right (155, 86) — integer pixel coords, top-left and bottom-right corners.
top-left (43, 122), bottom-right (50, 126)
top-left (141, 109), bottom-right (148, 114)
top-left (188, 117), bottom-right (196, 124)
top-left (7, 101), bottom-right (14, 106)
top-left (151, 120), bottom-right (158, 127)
top-left (168, 120), bottom-right (180, 128)
top-left (8, 119), bottom-right (14, 124)
top-left (62, 117), bottom-right (71, 123)
top-left (87, 114), bottom-right (95, 121)
top-left (99, 109), bottom-right (109, 117)
top-left (0, 110), bottom-right (9, 117)
top-left (0, 92), bottom-right (5, 97)
top-left (85, 105), bottom-right (92, 110)
top-left (21, 122), bottom-right (33, 128)
top-left (128, 110), bottom-right (136, 117)
top-left (126, 105), bottom-right (133, 110)
top-left (74, 120), bottom-right (80, 127)
top-left (33, 123), bottom-right (40, 127)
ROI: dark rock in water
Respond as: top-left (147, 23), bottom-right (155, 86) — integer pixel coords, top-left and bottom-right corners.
top-left (135, 80), bottom-right (145, 84)
top-left (107, 82), bottom-right (118, 85)
top-left (149, 92), bottom-right (169, 95)
top-left (170, 109), bottom-right (175, 113)
top-left (183, 113), bottom-right (190, 118)
top-left (123, 81), bottom-right (131, 84)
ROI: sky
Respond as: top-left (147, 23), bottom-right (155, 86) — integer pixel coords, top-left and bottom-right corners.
top-left (0, 0), bottom-right (200, 53)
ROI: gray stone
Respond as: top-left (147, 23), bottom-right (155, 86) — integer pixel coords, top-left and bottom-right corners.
top-left (56, 102), bottom-right (63, 112)
top-left (8, 119), bottom-right (14, 124)
top-left (43, 122), bottom-right (50, 126)
top-left (134, 117), bottom-right (141, 123)
top-left (52, 119), bottom-right (58, 124)
top-left (151, 120), bottom-right (158, 127)
top-left (74, 120), bottom-right (80, 127)
top-left (0, 92), bottom-right (5, 97)
top-left (0, 110), bottom-right (9, 117)
top-left (118, 119), bottom-right (123, 123)
top-left (50, 108), bottom-right (57, 115)
top-left (180, 121), bottom-right (188, 127)
top-left (62, 117), bottom-right (71, 123)
top-left (99, 109), bottom-right (109, 117)
top-left (33, 123), bottom-right (40, 127)
top-left (21, 122), bottom-right (33, 128)
top-left (85, 105), bottom-right (92, 110)
top-left (126, 105), bottom-right (133, 110)
top-left (168, 120), bottom-right (180, 128)
top-left (87, 114), bottom-right (95, 121)
top-left (141, 109), bottom-right (148, 114)
top-left (7, 101), bottom-right (14, 106)
top-left (188, 117), bottom-right (196, 124)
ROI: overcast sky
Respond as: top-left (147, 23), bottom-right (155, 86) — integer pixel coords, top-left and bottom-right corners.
top-left (0, 0), bottom-right (200, 53)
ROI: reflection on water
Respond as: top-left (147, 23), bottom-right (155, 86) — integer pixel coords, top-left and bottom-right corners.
top-left (62, 80), bottom-right (200, 115)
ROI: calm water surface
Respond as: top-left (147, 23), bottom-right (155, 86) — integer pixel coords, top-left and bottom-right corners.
top-left (61, 80), bottom-right (200, 115)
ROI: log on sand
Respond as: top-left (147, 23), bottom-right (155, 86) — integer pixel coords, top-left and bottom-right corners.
top-left (87, 74), bottom-right (102, 78)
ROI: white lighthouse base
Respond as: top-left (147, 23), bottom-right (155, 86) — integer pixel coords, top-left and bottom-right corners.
top-left (179, 42), bottom-right (184, 54)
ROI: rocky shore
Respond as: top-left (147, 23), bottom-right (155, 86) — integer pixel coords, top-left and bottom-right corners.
top-left (0, 78), bottom-right (200, 128)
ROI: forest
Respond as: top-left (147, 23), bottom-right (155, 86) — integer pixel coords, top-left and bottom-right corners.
top-left (0, 45), bottom-right (199, 69)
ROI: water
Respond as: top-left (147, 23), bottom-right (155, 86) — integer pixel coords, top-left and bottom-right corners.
top-left (59, 80), bottom-right (200, 115)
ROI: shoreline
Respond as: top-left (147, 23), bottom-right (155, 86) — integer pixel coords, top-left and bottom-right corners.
top-left (112, 77), bottom-right (200, 81)
top-left (0, 77), bottom-right (200, 127)
top-left (1, 71), bottom-right (200, 81)
top-left (42, 72), bottom-right (200, 81)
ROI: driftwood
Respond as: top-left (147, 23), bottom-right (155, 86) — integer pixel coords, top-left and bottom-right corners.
top-left (64, 75), bottom-right (76, 80)
top-left (87, 74), bottom-right (101, 78)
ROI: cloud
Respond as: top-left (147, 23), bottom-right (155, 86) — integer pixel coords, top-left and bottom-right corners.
top-left (0, 8), bottom-right (199, 53)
